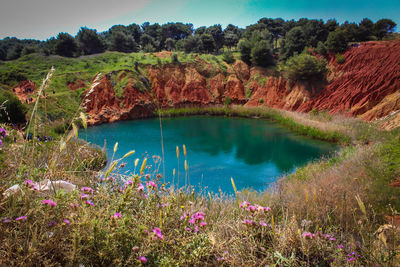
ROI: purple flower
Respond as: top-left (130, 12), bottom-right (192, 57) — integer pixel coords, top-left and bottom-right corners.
top-left (146, 181), bottom-right (157, 189)
top-left (338, 245), bottom-right (344, 249)
top-left (302, 232), bottom-right (315, 239)
top-left (347, 257), bottom-right (355, 262)
top-left (48, 221), bottom-right (57, 226)
top-left (81, 187), bottom-right (94, 194)
top-left (0, 128), bottom-right (6, 139)
top-left (25, 179), bottom-right (34, 186)
top-left (15, 216), bottom-right (27, 221)
top-left (180, 212), bottom-right (188, 221)
top-left (125, 180), bottom-right (134, 186)
top-left (112, 212), bottom-right (122, 219)
top-left (247, 205), bottom-right (257, 212)
top-left (41, 199), bottom-right (57, 207)
top-left (152, 227), bottom-right (164, 240)
top-left (199, 221), bottom-right (207, 227)
top-left (2, 218), bottom-right (11, 223)
top-left (260, 221), bottom-right (267, 227)
top-left (239, 201), bottom-right (250, 208)
top-left (242, 219), bottom-right (254, 226)
top-left (185, 227), bottom-right (191, 232)
top-left (329, 237), bottom-right (336, 241)
top-left (63, 219), bottom-right (71, 225)
top-left (80, 193), bottom-right (90, 200)
top-left (137, 183), bottom-right (145, 191)
top-left (86, 200), bottom-right (94, 206)
top-left (138, 256), bottom-right (147, 264)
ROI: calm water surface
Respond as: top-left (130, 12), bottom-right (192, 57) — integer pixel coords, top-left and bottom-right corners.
top-left (82, 116), bottom-right (337, 194)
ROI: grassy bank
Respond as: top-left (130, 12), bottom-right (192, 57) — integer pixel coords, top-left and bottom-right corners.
top-left (1, 118), bottom-right (400, 265)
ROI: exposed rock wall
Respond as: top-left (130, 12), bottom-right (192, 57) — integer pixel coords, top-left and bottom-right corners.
top-left (12, 40), bottom-right (400, 128)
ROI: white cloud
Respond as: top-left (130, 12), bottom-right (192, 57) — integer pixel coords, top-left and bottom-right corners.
top-left (0, 0), bottom-right (151, 39)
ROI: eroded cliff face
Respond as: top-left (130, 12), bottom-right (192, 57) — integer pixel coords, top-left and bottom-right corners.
top-left (12, 40), bottom-right (400, 127)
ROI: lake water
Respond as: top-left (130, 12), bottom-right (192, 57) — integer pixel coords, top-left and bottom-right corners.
top-left (82, 116), bottom-right (337, 194)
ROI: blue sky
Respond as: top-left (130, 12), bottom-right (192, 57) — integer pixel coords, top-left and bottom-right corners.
top-left (0, 0), bottom-right (399, 40)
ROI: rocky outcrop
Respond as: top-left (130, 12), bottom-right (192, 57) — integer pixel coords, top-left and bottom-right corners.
top-left (12, 80), bottom-right (36, 103)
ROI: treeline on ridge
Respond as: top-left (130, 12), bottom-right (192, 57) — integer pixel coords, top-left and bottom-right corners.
top-left (0, 18), bottom-right (397, 64)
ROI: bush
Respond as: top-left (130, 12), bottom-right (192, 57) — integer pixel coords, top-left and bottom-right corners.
top-left (237, 39), bottom-right (252, 65)
top-left (171, 53), bottom-right (179, 64)
top-left (335, 54), bottom-right (345, 64)
top-left (250, 40), bottom-right (274, 67)
top-left (315, 41), bottom-right (327, 55)
top-left (0, 89), bottom-right (26, 123)
top-left (222, 50), bottom-right (235, 64)
top-left (283, 53), bottom-right (327, 81)
top-left (223, 97), bottom-right (232, 107)
top-left (325, 30), bottom-right (347, 54)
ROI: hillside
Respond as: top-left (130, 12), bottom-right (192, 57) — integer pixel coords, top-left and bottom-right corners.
top-left (2, 40), bottom-right (400, 129)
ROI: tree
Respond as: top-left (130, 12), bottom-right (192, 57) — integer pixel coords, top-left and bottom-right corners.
top-left (303, 20), bottom-right (329, 47)
top-left (314, 41), bottom-right (327, 55)
top-left (280, 26), bottom-right (306, 59)
top-left (140, 34), bottom-right (155, 48)
top-left (0, 46), bottom-right (6, 60)
top-left (110, 31), bottom-right (138, 53)
top-left (374, 19), bottom-right (397, 39)
top-left (250, 40), bottom-right (274, 67)
top-left (55, 33), bottom-right (78, 57)
top-left (340, 21), bottom-right (359, 42)
top-left (283, 53), bottom-right (327, 81)
top-left (206, 24), bottom-right (224, 50)
top-left (165, 38), bottom-right (176, 51)
top-left (76, 27), bottom-right (105, 55)
top-left (6, 43), bottom-right (23, 60)
top-left (358, 18), bottom-right (374, 41)
top-left (325, 30), bottom-right (347, 53)
top-left (325, 19), bottom-right (339, 32)
top-left (184, 36), bottom-right (201, 53)
top-left (200, 34), bottom-right (216, 53)
top-left (222, 49), bottom-right (235, 64)
top-left (237, 39), bottom-right (252, 64)
top-left (224, 32), bottom-right (240, 48)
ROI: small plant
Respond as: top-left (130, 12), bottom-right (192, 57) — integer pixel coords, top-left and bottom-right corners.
top-left (222, 50), bottom-right (235, 64)
top-left (223, 97), bottom-right (232, 107)
top-left (336, 54), bottom-right (345, 64)
top-left (171, 53), bottom-right (179, 64)
top-left (258, 98), bottom-right (264, 104)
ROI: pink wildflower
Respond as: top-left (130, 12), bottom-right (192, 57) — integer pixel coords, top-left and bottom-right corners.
top-left (70, 203), bottom-right (79, 208)
top-left (247, 205), bottom-right (257, 212)
top-left (302, 232), bottom-right (316, 239)
top-left (15, 216), bottom-right (27, 221)
top-left (239, 201), bottom-right (250, 208)
top-left (199, 221), bottom-right (207, 227)
top-left (25, 179), bottom-right (34, 186)
top-left (63, 219), bottom-right (71, 225)
top-left (48, 221), bottom-right (57, 226)
top-left (86, 200), bottom-right (94, 206)
top-left (81, 187), bottom-right (94, 194)
top-left (80, 193), bottom-right (90, 200)
top-left (152, 227), bottom-right (164, 240)
top-left (180, 212), bottom-right (188, 221)
top-left (112, 212), bottom-right (122, 219)
top-left (260, 221), bottom-right (267, 227)
top-left (2, 218), bottom-right (11, 223)
top-left (242, 219), bottom-right (254, 226)
top-left (138, 256), bottom-right (147, 264)
top-left (41, 199), bottom-right (57, 207)
top-left (137, 183), bottom-right (145, 191)
top-left (146, 181), bottom-right (157, 189)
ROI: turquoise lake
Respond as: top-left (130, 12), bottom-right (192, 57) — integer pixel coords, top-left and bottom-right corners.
top-left (82, 116), bottom-right (337, 194)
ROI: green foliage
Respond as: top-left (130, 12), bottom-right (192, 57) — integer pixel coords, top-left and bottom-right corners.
top-left (237, 39), bottom-right (252, 64)
top-left (77, 27), bottom-right (105, 55)
top-left (171, 53), bottom-right (179, 64)
top-left (335, 53), bottom-right (345, 64)
top-left (374, 18), bottom-right (397, 40)
top-left (223, 97), bottom-right (232, 107)
top-left (283, 53), bottom-right (327, 81)
top-left (0, 89), bottom-right (27, 123)
top-left (250, 40), bottom-right (274, 67)
top-left (325, 30), bottom-right (347, 53)
top-left (314, 41), bottom-right (327, 55)
top-left (200, 34), bottom-right (216, 53)
top-left (110, 31), bottom-right (138, 53)
top-left (280, 26), bottom-right (306, 59)
top-left (222, 50), bottom-right (235, 64)
top-left (55, 33), bottom-right (79, 57)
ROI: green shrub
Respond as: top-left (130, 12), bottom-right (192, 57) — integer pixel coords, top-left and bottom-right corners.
top-left (250, 40), bottom-right (274, 67)
top-left (171, 53), bottom-right (179, 64)
top-left (0, 89), bottom-right (26, 123)
top-left (335, 54), bottom-right (345, 64)
top-left (222, 50), bottom-right (235, 64)
top-left (315, 41), bottom-right (327, 55)
top-left (223, 97), bottom-right (232, 107)
top-left (283, 53), bottom-right (327, 81)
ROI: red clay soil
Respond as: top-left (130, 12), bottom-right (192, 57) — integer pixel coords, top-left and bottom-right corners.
top-left (296, 40), bottom-right (400, 117)
top-left (12, 80), bottom-right (36, 103)
top-left (68, 80), bottom-right (87, 91)
top-left (11, 40), bottom-right (400, 126)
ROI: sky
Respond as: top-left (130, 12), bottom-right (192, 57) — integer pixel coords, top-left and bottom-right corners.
top-left (0, 0), bottom-right (399, 40)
